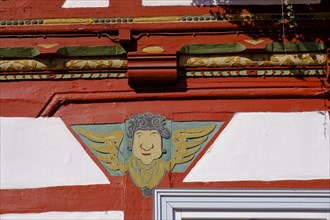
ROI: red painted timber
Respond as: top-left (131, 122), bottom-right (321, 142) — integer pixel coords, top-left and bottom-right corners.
top-left (0, 33), bottom-right (326, 53)
top-left (55, 99), bottom-right (329, 126)
top-left (0, 22), bottom-right (240, 35)
top-left (1, 180), bottom-right (329, 216)
top-left (0, 184), bottom-right (123, 214)
top-left (1, 77), bottom-right (328, 117)
top-left (1, 0), bottom-right (328, 19)
top-left (39, 87), bottom-right (328, 117)
top-left (128, 53), bottom-right (177, 85)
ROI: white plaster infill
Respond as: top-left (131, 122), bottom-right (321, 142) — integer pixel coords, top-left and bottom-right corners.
top-left (143, 0), bottom-right (320, 6)
top-left (62, 0), bottom-right (109, 8)
top-left (0, 117), bottom-right (110, 189)
top-left (184, 111), bottom-right (330, 182)
top-left (0, 211), bottom-right (123, 220)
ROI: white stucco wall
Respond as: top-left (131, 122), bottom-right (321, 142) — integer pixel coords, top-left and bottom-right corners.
top-left (1, 112), bottom-right (328, 188)
top-left (62, 0), bottom-right (109, 8)
top-left (0, 117), bottom-right (110, 189)
top-left (184, 111), bottom-right (330, 182)
top-left (0, 211), bottom-right (123, 220)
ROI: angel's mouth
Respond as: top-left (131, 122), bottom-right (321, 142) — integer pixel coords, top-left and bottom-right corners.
top-left (142, 153), bottom-right (151, 156)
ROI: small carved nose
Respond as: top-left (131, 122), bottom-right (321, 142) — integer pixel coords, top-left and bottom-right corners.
top-left (140, 144), bottom-right (154, 151)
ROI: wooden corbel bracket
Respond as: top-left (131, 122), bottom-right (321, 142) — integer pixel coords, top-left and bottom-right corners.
top-left (119, 29), bottom-right (131, 44)
top-left (127, 52), bottom-right (177, 87)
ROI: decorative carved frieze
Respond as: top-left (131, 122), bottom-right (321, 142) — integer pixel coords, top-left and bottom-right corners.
top-left (0, 60), bottom-right (48, 71)
top-left (0, 58), bottom-right (127, 72)
top-left (0, 73), bottom-right (125, 81)
top-left (182, 54), bottom-right (327, 67)
top-left (1, 13), bottom-right (328, 26)
top-left (1, 69), bottom-right (324, 81)
top-left (64, 59), bottom-right (127, 70)
top-left (181, 69), bottom-right (325, 77)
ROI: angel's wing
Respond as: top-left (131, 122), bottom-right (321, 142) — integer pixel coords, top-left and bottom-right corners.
top-left (170, 124), bottom-right (216, 170)
top-left (76, 127), bottom-right (129, 173)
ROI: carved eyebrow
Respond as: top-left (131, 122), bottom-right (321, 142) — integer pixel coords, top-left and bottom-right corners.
top-left (150, 131), bottom-right (159, 135)
top-left (135, 131), bottom-right (143, 135)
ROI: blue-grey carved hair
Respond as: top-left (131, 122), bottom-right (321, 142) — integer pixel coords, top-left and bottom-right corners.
top-left (126, 113), bottom-right (171, 139)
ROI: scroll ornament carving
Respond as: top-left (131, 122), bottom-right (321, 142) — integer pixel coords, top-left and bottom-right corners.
top-left (0, 60), bottom-right (49, 71)
top-left (0, 59), bottom-right (128, 71)
top-left (185, 54), bottom-right (327, 67)
top-left (65, 59), bottom-right (128, 70)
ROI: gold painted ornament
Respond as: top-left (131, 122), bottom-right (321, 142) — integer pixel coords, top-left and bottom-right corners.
top-left (75, 113), bottom-right (219, 196)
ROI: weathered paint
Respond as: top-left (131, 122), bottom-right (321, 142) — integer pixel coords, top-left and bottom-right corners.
top-left (184, 112), bottom-right (330, 182)
top-left (0, 211), bottom-right (123, 220)
top-left (0, 117), bottom-right (110, 189)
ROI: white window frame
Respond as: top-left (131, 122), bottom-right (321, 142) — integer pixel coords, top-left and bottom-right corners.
top-left (153, 189), bottom-right (330, 220)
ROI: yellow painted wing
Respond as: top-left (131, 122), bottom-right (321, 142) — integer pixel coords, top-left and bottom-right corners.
top-left (76, 127), bottom-right (128, 173)
top-left (170, 124), bottom-right (216, 170)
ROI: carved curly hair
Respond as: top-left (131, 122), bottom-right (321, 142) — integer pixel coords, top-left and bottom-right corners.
top-left (126, 113), bottom-right (171, 139)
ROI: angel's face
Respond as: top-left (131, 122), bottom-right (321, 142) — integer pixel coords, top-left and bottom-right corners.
top-left (132, 129), bottom-right (163, 164)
